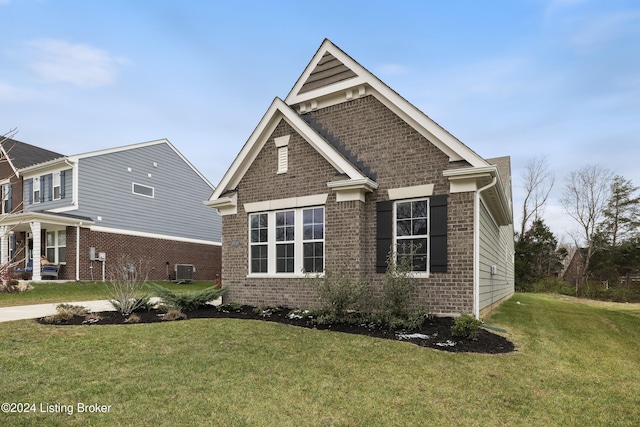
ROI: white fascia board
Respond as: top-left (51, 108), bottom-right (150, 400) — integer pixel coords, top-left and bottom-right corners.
top-left (210, 98), bottom-right (284, 201)
top-left (210, 98), bottom-right (367, 201)
top-left (18, 157), bottom-right (70, 175)
top-left (70, 138), bottom-right (168, 160)
top-left (445, 166), bottom-right (513, 225)
top-left (285, 39), bottom-right (488, 168)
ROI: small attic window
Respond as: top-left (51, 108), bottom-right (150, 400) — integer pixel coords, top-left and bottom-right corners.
top-left (274, 135), bottom-right (290, 174)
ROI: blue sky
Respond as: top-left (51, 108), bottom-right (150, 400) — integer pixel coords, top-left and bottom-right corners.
top-left (2, 0), bottom-right (639, 242)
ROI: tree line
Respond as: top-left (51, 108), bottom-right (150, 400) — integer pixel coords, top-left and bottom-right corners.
top-left (515, 157), bottom-right (640, 298)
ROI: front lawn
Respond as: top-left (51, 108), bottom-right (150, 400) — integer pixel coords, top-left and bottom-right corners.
top-left (0, 281), bottom-right (214, 307)
top-left (1, 293), bottom-right (639, 426)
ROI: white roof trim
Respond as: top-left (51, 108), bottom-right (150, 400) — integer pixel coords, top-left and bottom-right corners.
top-left (209, 98), bottom-right (370, 201)
top-left (285, 39), bottom-right (488, 168)
top-left (20, 139), bottom-right (215, 190)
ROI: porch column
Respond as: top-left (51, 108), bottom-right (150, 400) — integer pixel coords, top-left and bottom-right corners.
top-left (0, 226), bottom-right (8, 265)
top-left (30, 221), bottom-right (42, 281)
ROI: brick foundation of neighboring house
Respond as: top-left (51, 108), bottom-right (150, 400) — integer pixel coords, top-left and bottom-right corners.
top-left (53, 227), bottom-right (221, 282)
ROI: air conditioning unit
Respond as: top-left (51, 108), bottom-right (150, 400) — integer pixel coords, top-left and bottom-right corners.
top-left (175, 264), bottom-right (195, 283)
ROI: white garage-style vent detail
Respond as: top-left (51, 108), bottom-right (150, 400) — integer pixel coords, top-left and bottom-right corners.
top-left (274, 135), bottom-right (290, 174)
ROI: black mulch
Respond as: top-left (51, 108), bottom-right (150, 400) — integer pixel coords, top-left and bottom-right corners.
top-left (38, 305), bottom-right (515, 354)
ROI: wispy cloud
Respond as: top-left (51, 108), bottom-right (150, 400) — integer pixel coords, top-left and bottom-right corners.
top-left (28, 39), bottom-right (128, 88)
top-left (567, 12), bottom-right (640, 52)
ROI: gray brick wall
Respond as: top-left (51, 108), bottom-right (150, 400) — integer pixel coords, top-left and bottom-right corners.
top-left (222, 96), bottom-right (476, 314)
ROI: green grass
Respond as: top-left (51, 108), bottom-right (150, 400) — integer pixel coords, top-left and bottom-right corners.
top-left (1, 293), bottom-right (639, 426)
top-left (0, 281), bottom-right (215, 307)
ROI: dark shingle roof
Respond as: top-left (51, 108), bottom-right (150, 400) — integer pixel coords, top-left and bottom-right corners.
top-left (1, 138), bottom-right (64, 169)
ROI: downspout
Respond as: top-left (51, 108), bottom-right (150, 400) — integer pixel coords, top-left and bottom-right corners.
top-left (474, 175), bottom-right (498, 319)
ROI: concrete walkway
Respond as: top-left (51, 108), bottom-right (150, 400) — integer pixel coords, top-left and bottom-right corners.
top-left (0, 300), bottom-right (117, 322)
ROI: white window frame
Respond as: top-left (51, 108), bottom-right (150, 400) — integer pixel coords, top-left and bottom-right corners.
top-left (33, 177), bottom-right (41, 204)
top-left (46, 229), bottom-right (66, 264)
top-left (53, 172), bottom-right (61, 200)
top-left (248, 206), bottom-right (324, 277)
top-left (393, 198), bottom-right (430, 275)
top-left (1, 182), bottom-right (10, 214)
top-left (132, 183), bottom-right (154, 198)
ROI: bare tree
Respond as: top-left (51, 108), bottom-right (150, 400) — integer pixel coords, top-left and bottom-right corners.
top-left (519, 156), bottom-right (555, 239)
top-left (0, 128), bottom-right (27, 292)
top-left (560, 164), bottom-right (613, 286)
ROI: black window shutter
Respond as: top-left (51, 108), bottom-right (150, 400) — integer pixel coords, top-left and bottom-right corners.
top-left (28, 180), bottom-right (33, 204)
top-left (430, 195), bottom-right (448, 273)
top-left (60, 170), bottom-right (66, 199)
top-left (376, 200), bottom-right (393, 273)
top-left (7, 184), bottom-right (12, 212)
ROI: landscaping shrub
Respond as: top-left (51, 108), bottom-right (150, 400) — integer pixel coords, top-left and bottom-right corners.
top-left (162, 309), bottom-right (187, 321)
top-left (42, 304), bottom-right (90, 324)
top-left (451, 313), bottom-right (482, 341)
top-left (382, 247), bottom-right (418, 319)
top-left (106, 257), bottom-right (151, 316)
top-left (308, 268), bottom-right (368, 324)
top-left (147, 283), bottom-right (226, 312)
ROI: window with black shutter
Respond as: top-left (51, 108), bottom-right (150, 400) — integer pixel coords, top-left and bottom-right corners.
top-left (376, 195), bottom-right (448, 273)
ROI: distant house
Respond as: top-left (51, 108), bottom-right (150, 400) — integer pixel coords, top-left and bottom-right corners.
top-left (0, 138), bottom-right (221, 281)
top-left (206, 39), bottom-right (514, 317)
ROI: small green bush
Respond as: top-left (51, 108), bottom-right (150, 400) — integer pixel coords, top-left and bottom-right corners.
top-left (451, 313), bottom-right (483, 341)
top-left (217, 302), bottom-right (242, 312)
top-left (308, 269), bottom-right (368, 323)
top-left (147, 283), bottom-right (226, 312)
top-left (382, 246), bottom-right (418, 318)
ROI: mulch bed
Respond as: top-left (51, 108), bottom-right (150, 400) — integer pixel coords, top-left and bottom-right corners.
top-left (38, 305), bottom-right (515, 354)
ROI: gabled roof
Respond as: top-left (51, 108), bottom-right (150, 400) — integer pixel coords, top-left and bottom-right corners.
top-left (0, 137), bottom-right (64, 175)
top-left (209, 97), bottom-right (376, 201)
top-left (209, 39), bottom-right (511, 225)
top-left (285, 39), bottom-right (489, 168)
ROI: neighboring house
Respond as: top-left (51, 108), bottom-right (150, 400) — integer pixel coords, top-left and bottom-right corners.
top-left (0, 138), bottom-right (221, 281)
top-left (206, 39), bottom-right (514, 317)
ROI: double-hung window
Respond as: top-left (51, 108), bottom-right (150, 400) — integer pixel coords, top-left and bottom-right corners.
top-left (33, 177), bottom-right (41, 204)
top-left (1, 183), bottom-right (11, 214)
top-left (53, 172), bottom-right (62, 200)
top-left (46, 230), bottom-right (66, 264)
top-left (249, 207), bottom-right (324, 275)
top-left (250, 213), bottom-right (268, 273)
top-left (395, 198), bottom-right (429, 272)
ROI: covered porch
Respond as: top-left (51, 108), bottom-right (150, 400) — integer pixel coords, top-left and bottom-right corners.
top-left (0, 211), bottom-right (93, 281)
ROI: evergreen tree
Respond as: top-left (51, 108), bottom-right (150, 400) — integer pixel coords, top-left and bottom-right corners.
top-left (515, 218), bottom-right (567, 289)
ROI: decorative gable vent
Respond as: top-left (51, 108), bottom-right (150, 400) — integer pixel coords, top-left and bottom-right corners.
top-left (274, 135), bottom-right (290, 174)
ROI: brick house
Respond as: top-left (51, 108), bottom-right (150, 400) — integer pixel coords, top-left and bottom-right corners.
top-left (1, 137), bottom-right (221, 281)
top-left (206, 40), bottom-right (514, 317)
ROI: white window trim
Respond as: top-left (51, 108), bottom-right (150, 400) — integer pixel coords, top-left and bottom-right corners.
top-left (132, 182), bottom-right (154, 198)
top-left (393, 197), bottom-right (430, 277)
top-left (248, 206), bottom-right (325, 278)
top-left (53, 172), bottom-right (61, 200)
top-left (1, 182), bottom-right (10, 214)
top-left (33, 177), bottom-right (41, 204)
top-left (46, 229), bottom-right (67, 265)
